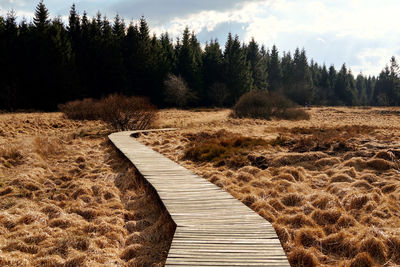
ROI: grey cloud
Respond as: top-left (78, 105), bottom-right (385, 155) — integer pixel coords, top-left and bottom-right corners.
top-left (110, 0), bottom-right (263, 23)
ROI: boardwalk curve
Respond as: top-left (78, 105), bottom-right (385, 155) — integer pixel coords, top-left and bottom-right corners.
top-left (109, 130), bottom-right (289, 266)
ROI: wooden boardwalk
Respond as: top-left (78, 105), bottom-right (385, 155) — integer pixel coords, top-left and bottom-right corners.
top-left (109, 131), bottom-right (289, 266)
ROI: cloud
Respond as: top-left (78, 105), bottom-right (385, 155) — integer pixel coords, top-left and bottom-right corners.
top-left (352, 48), bottom-right (399, 75)
top-left (110, 0), bottom-right (265, 23)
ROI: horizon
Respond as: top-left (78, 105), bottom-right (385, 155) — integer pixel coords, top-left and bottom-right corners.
top-left (1, 0), bottom-right (399, 76)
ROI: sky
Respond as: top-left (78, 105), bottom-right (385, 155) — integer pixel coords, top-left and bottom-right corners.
top-left (1, 0), bottom-right (399, 76)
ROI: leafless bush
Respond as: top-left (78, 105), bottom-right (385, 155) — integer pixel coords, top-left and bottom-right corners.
top-left (232, 90), bottom-right (310, 121)
top-left (59, 94), bottom-right (157, 131)
top-left (164, 74), bottom-right (197, 108)
top-left (58, 98), bottom-right (101, 120)
top-left (99, 94), bottom-right (156, 131)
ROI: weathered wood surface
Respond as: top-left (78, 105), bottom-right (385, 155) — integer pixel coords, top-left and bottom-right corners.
top-left (109, 130), bottom-right (289, 266)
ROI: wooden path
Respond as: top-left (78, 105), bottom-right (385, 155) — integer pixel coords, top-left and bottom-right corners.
top-left (109, 130), bottom-right (289, 266)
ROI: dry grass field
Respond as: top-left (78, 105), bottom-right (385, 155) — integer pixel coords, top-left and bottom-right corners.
top-left (137, 107), bottom-right (400, 267)
top-left (0, 113), bottom-right (175, 266)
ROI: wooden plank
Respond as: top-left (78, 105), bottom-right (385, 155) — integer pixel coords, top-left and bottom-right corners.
top-left (109, 130), bottom-right (289, 266)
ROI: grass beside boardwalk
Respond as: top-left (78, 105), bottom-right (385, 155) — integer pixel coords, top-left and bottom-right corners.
top-left (0, 113), bottom-right (174, 266)
top-left (139, 107), bottom-right (400, 267)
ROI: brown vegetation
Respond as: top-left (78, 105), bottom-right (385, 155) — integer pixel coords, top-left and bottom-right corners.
top-left (231, 90), bottom-right (310, 121)
top-left (138, 107), bottom-right (400, 266)
top-left (58, 94), bottom-right (157, 130)
top-left (0, 113), bottom-right (174, 266)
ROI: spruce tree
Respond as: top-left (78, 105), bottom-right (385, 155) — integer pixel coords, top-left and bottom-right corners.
top-left (33, 0), bottom-right (50, 30)
top-left (285, 48), bottom-right (314, 105)
top-left (268, 45), bottom-right (282, 92)
top-left (223, 33), bottom-right (253, 105)
top-left (112, 14), bottom-right (125, 39)
top-left (246, 38), bottom-right (268, 90)
top-left (356, 74), bottom-right (368, 105)
top-left (203, 39), bottom-right (225, 105)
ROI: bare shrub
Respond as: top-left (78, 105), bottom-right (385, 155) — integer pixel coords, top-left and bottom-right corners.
top-left (164, 74), bottom-right (197, 108)
top-left (231, 90), bottom-right (310, 120)
top-left (58, 98), bottom-right (101, 120)
top-left (59, 94), bottom-right (157, 131)
top-left (99, 94), bottom-right (156, 131)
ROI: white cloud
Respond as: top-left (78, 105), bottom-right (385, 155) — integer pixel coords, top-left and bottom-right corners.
top-left (352, 48), bottom-right (399, 76)
top-left (150, 0), bottom-right (400, 75)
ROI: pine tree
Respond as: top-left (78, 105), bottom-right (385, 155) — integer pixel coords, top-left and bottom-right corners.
top-left (316, 64), bottom-right (330, 104)
top-left (113, 14), bottom-right (125, 39)
top-left (335, 64), bottom-right (355, 105)
top-left (246, 38), bottom-right (268, 90)
top-left (160, 32), bottom-right (176, 73)
top-left (285, 48), bottom-right (314, 105)
top-left (33, 0), bottom-right (50, 30)
top-left (268, 45), bottom-right (282, 92)
top-left (68, 4), bottom-right (80, 37)
top-left (356, 74), bottom-right (368, 105)
top-left (223, 33), bottom-right (253, 105)
top-left (281, 51), bottom-right (293, 92)
top-left (389, 56), bottom-right (400, 105)
top-left (175, 27), bottom-right (203, 105)
top-left (203, 39), bottom-right (226, 105)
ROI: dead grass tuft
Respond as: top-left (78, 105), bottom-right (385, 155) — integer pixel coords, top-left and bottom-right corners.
top-left (281, 193), bottom-right (304, 207)
top-left (350, 252), bottom-right (374, 267)
top-left (386, 235), bottom-right (400, 264)
top-left (49, 218), bottom-right (71, 229)
top-left (0, 144), bottom-right (23, 166)
top-left (4, 241), bottom-right (39, 254)
top-left (330, 173), bottom-right (354, 183)
top-left (183, 130), bottom-right (266, 168)
top-left (33, 136), bottom-right (64, 158)
top-left (287, 248), bottom-right (318, 267)
top-left (277, 214), bottom-right (315, 229)
top-left (121, 244), bottom-right (143, 261)
top-left (295, 228), bottom-right (324, 248)
top-left (320, 231), bottom-right (357, 258)
top-left (345, 195), bottom-right (370, 210)
top-left (311, 209), bottom-right (341, 226)
top-left (359, 237), bottom-right (387, 264)
top-left (366, 158), bottom-right (397, 171)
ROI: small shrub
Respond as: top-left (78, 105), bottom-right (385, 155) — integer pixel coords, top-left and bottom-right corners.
top-left (231, 90), bottom-right (310, 120)
top-left (99, 94), bottom-right (156, 131)
top-left (164, 74), bottom-right (197, 108)
top-left (58, 98), bottom-right (101, 120)
top-left (59, 94), bottom-right (157, 131)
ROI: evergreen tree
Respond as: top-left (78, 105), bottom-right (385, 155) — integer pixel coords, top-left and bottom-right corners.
top-left (68, 4), bottom-right (80, 39)
top-left (246, 38), bottom-right (268, 90)
top-left (175, 27), bottom-right (203, 105)
top-left (223, 33), bottom-right (253, 105)
top-left (356, 74), bottom-right (368, 106)
top-left (33, 0), bottom-right (50, 30)
top-left (315, 64), bottom-right (330, 104)
top-left (160, 32), bottom-right (176, 73)
top-left (268, 45), bottom-right (282, 92)
top-left (285, 48), bottom-right (314, 105)
top-left (112, 14), bottom-right (125, 39)
top-left (281, 52), bottom-right (293, 95)
top-left (203, 39), bottom-right (226, 106)
top-left (335, 64), bottom-right (356, 105)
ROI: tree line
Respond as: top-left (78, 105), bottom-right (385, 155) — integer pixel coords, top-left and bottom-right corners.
top-left (1, 1), bottom-right (400, 111)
